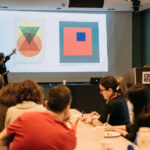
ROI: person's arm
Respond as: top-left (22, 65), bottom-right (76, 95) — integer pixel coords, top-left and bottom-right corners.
top-left (104, 124), bottom-right (126, 131)
top-left (86, 104), bottom-right (110, 127)
top-left (99, 104), bottom-right (110, 123)
top-left (114, 128), bottom-right (128, 136)
top-left (71, 117), bottom-right (80, 131)
top-left (2, 72), bottom-right (9, 76)
top-left (0, 129), bottom-right (10, 150)
top-left (114, 125), bottom-right (126, 131)
top-left (104, 123), bottom-right (128, 136)
top-left (8, 49), bottom-right (16, 58)
top-left (91, 118), bottom-right (103, 126)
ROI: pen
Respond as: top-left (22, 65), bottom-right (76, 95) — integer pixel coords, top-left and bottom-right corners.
top-left (81, 111), bottom-right (84, 117)
top-left (106, 114), bottom-right (110, 123)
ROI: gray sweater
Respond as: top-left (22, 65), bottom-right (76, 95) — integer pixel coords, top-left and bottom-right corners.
top-left (5, 101), bottom-right (47, 127)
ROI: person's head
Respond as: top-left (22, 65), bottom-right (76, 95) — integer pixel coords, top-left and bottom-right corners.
top-left (127, 84), bottom-right (150, 121)
top-left (46, 85), bottom-right (72, 121)
top-left (115, 76), bottom-right (127, 98)
top-left (99, 76), bottom-right (120, 100)
top-left (17, 80), bottom-right (44, 104)
top-left (0, 74), bottom-right (4, 89)
top-left (0, 83), bottom-right (19, 106)
top-left (0, 53), bottom-right (5, 64)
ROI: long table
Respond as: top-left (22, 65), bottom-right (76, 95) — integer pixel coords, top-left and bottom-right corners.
top-left (70, 109), bottom-right (139, 150)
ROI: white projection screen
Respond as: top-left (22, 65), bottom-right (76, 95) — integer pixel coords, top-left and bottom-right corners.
top-left (0, 11), bottom-right (132, 83)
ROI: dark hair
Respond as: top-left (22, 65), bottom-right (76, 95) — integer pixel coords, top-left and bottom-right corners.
top-left (47, 85), bottom-right (72, 113)
top-left (0, 83), bottom-right (19, 106)
top-left (0, 53), bottom-right (4, 61)
top-left (0, 75), bottom-right (4, 89)
top-left (100, 76), bottom-right (120, 93)
top-left (17, 80), bottom-right (44, 104)
top-left (127, 84), bottom-right (150, 121)
top-left (137, 112), bottom-right (150, 127)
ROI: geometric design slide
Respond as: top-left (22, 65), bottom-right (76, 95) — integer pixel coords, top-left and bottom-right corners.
top-left (17, 22), bottom-right (42, 57)
top-left (59, 21), bottom-right (99, 63)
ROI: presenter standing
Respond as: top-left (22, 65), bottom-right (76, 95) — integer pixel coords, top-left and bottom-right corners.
top-left (0, 49), bottom-right (16, 85)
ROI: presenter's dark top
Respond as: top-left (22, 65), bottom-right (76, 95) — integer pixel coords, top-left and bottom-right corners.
top-left (0, 56), bottom-right (10, 85)
top-left (99, 94), bottom-right (130, 125)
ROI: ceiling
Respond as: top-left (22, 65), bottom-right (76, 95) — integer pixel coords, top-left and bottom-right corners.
top-left (0, 0), bottom-right (150, 12)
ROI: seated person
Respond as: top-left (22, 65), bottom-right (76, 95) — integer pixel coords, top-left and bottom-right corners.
top-left (5, 80), bottom-right (47, 126)
top-left (105, 84), bottom-right (150, 142)
top-left (0, 83), bottom-right (19, 132)
top-left (137, 112), bottom-right (150, 127)
top-left (81, 75), bottom-right (130, 126)
top-left (115, 76), bottom-right (133, 123)
top-left (0, 85), bottom-right (76, 150)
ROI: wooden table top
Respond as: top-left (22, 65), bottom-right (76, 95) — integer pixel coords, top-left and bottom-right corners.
top-left (70, 109), bottom-right (139, 150)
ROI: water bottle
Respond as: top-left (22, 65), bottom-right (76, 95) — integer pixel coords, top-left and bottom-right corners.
top-left (137, 127), bottom-right (150, 150)
top-left (127, 144), bottom-right (135, 150)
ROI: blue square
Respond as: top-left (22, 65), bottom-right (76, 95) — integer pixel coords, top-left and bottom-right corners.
top-left (77, 32), bottom-right (86, 41)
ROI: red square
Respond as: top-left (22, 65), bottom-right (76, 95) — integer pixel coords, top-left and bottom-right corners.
top-left (64, 27), bottom-right (92, 56)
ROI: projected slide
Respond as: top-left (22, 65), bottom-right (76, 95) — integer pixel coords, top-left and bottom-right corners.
top-left (0, 11), bottom-right (107, 73)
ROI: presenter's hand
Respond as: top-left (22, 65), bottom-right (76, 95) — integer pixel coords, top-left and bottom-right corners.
top-left (3, 71), bottom-right (9, 75)
top-left (12, 48), bottom-right (16, 54)
top-left (9, 49), bottom-right (16, 57)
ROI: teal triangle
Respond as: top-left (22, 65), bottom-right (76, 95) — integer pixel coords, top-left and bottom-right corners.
top-left (19, 26), bottom-right (40, 44)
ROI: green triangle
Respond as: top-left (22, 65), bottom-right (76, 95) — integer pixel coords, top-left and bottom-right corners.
top-left (19, 26), bottom-right (40, 44)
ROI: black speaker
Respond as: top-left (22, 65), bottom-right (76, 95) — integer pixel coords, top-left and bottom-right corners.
top-left (69, 0), bottom-right (104, 8)
top-left (90, 77), bottom-right (101, 84)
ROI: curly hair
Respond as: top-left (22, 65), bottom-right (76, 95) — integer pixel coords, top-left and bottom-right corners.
top-left (16, 80), bottom-right (44, 104)
top-left (0, 83), bottom-right (19, 106)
